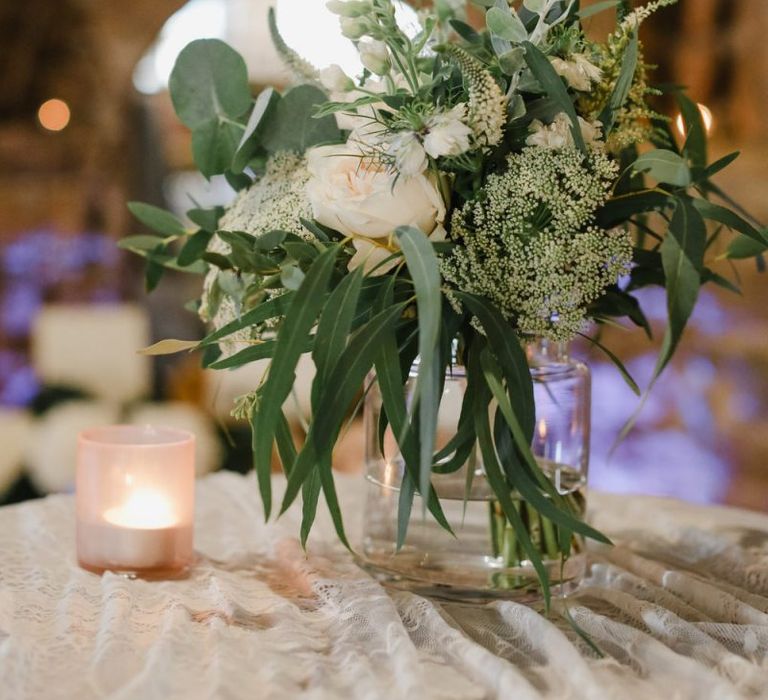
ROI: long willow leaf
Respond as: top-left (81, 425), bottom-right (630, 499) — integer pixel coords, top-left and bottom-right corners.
top-left (599, 29), bottom-right (638, 134)
top-left (457, 293), bottom-right (535, 443)
top-left (374, 324), bottom-right (453, 544)
top-left (396, 226), bottom-right (443, 512)
top-left (251, 245), bottom-right (339, 519)
top-left (467, 345), bottom-right (552, 609)
top-left (523, 42), bottom-right (586, 153)
top-left (656, 196), bottom-right (706, 378)
top-left (199, 292), bottom-right (295, 346)
top-left (280, 303), bottom-right (407, 519)
top-left (480, 350), bottom-right (611, 545)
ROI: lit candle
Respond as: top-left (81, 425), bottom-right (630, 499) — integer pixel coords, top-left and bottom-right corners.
top-left (76, 425), bottom-right (195, 578)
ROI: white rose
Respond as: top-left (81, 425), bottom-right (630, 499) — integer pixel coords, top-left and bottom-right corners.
top-left (551, 53), bottom-right (602, 92)
top-left (388, 131), bottom-right (427, 176)
top-left (358, 39), bottom-right (391, 76)
top-left (306, 141), bottom-right (446, 244)
top-left (423, 104), bottom-right (473, 158)
top-left (349, 225), bottom-right (446, 275)
top-left (320, 64), bottom-right (354, 93)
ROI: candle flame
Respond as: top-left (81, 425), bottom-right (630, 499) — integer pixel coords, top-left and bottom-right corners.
top-left (104, 489), bottom-right (178, 529)
top-left (537, 418), bottom-right (548, 441)
top-left (675, 103), bottom-right (714, 138)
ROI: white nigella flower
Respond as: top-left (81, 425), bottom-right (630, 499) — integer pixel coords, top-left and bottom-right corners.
top-left (550, 53), bottom-right (603, 92)
top-left (423, 104), bottom-right (473, 158)
top-left (526, 113), bottom-right (603, 150)
top-left (358, 39), bottom-right (391, 76)
top-left (320, 64), bottom-right (354, 93)
top-left (388, 131), bottom-right (428, 176)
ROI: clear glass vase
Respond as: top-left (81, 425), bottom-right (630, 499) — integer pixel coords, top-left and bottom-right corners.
top-left (359, 338), bottom-right (591, 601)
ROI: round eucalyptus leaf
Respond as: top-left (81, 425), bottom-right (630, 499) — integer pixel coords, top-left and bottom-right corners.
top-left (192, 117), bottom-right (244, 178)
top-left (261, 85), bottom-right (341, 154)
top-left (170, 39), bottom-right (251, 128)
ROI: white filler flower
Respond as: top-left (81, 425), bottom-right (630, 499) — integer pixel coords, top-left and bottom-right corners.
top-left (526, 113), bottom-right (603, 150)
top-left (550, 53), bottom-right (602, 92)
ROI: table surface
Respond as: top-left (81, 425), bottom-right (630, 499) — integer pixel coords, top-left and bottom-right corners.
top-left (2, 471), bottom-right (768, 700)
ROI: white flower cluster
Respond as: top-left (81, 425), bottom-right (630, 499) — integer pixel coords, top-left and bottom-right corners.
top-left (526, 112), bottom-right (603, 150)
top-left (442, 147), bottom-right (632, 340)
top-left (200, 152), bottom-right (312, 351)
top-left (550, 53), bottom-right (602, 92)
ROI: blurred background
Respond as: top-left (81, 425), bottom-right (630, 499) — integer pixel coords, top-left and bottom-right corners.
top-left (0, 0), bottom-right (765, 508)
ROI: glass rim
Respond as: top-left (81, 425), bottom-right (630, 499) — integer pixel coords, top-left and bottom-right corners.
top-left (78, 424), bottom-right (195, 448)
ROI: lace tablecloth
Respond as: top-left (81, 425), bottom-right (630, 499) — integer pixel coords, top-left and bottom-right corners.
top-left (2, 471), bottom-right (768, 700)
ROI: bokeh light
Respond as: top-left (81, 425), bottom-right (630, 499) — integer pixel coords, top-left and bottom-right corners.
top-left (37, 99), bottom-right (71, 132)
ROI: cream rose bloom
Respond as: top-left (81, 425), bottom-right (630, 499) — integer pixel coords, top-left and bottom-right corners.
top-left (306, 142), bottom-right (447, 273)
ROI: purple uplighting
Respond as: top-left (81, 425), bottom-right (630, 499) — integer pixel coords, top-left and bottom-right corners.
top-left (0, 229), bottom-right (120, 405)
top-left (588, 288), bottom-right (736, 503)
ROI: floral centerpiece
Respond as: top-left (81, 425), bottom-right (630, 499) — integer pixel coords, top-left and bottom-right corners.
top-left (123, 0), bottom-right (767, 605)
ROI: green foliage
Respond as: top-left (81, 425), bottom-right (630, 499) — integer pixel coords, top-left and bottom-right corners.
top-left (261, 85), bottom-right (341, 154)
top-left (169, 39), bottom-right (251, 128)
top-left (118, 0), bottom-right (768, 610)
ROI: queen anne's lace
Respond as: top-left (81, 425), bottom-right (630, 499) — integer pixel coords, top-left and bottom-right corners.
top-left (199, 152), bottom-right (312, 354)
top-left (442, 146), bottom-right (631, 340)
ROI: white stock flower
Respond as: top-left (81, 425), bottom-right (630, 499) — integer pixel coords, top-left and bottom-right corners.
top-left (550, 53), bottom-right (602, 92)
top-left (358, 39), bottom-right (391, 76)
top-left (340, 16), bottom-right (368, 39)
top-left (388, 131), bottom-right (428, 176)
top-left (423, 104), bottom-right (473, 158)
top-left (326, 0), bottom-right (370, 17)
top-left (306, 142), bottom-right (446, 272)
top-left (320, 64), bottom-right (354, 93)
top-left (526, 113), bottom-right (603, 150)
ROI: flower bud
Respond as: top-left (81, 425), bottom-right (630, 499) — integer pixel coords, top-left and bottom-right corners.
top-left (319, 64), bottom-right (355, 92)
top-left (326, 0), bottom-right (371, 17)
top-left (358, 39), bottom-right (391, 76)
top-left (340, 16), bottom-right (368, 40)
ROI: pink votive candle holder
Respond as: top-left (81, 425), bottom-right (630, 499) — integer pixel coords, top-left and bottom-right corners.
top-left (76, 425), bottom-right (195, 579)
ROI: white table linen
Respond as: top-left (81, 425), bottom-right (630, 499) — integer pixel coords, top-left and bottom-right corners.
top-left (1, 471), bottom-right (767, 700)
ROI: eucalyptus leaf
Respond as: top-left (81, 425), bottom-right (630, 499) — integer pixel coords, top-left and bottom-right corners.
top-left (127, 202), bottom-right (187, 236)
top-left (187, 206), bottom-right (225, 232)
top-left (656, 197), bottom-right (706, 376)
top-left (200, 292), bottom-right (295, 346)
top-left (192, 117), bottom-right (244, 178)
top-left (280, 303), bottom-right (407, 516)
top-left (169, 39), bottom-right (251, 129)
top-left (487, 7), bottom-right (527, 43)
top-left (578, 0), bottom-right (618, 19)
top-left (261, 85), bottom-right (341, 154)
top-left (726, 234), bottom-right (768, 260)
top-left (177, 230), bottom-right (212, 267)
top-left (396, 226), bottom-right (442, 510)
top-left (118, 235), bottom-right (170, 252)
top-left (232, 88), bottom-right (280, 173)
top-left (138, 339), bottom-right (200, 356)
top-left (252, 245), bottom-right (340, 519)
top-left (633, 149), bottom-right (692, 187)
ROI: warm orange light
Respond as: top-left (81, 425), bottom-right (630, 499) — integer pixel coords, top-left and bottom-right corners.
top-left (37, 98), bottom-right (71, 131)
top-left (676, 103), bottom-right (714, 138)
